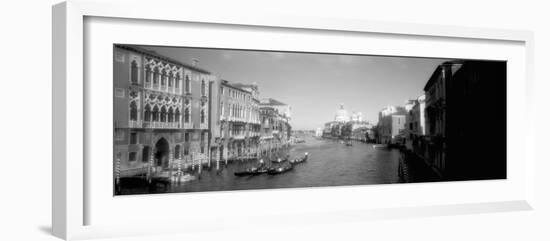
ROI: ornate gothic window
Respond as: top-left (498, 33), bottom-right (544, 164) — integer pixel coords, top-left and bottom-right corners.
top-left (160, 106), bottom-right (167, 122)
top-left (152, 106), bottom-right (159, 122)
top-left (168, 75), bottom-right (173, 87)
top-left (145, 66), bottom-right (151, 83)
top-left (200, 109), bottom-right (205, 124)
top-left (184, 99), bottom-right (190, 123)
top-left (201, 80), bottom-right (206, 96)
top-left (185, 76), bottom-right (190, 94)
top-left (161, 70), bottom-right (167, 86)
top-left (129, 101), bottom-right (138, 121)
top-left (175, 108), bottom-right (181, 123)
top-left (168, 107), bottom-right (174, 122)
top-left (130, 60), bottom-right (138, 84)
top-left (175, 74), bottom-right (180, 88)
top-left (153, 68), bottom-right (159, 85)
top-left (144, 104), bottom-right (151, 122)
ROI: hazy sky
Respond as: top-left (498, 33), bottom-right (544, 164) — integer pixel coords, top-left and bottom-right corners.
top-left (141, 45), bottom-right (447, 130)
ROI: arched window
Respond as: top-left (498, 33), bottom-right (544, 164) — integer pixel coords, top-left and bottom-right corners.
top-left (153, 68), bottom-right (159, 85)
top-left (185, 76), bottom-right (190, 93)
top-left (168, 75), bottom-right (173, 87)
top-left (161, 70), bottom-right (167, 86)
top-left (130, 60), bottom-right (138, 84)
top-left (200, 109), bottom-right (205, 124)
top-left (160, 106), bottom-right (167, 122)
top-left (184, 108), bottom-right (190, 123)
top-left (201, 80), bottom-right (206, 96)
top-left (145, 66), bottom-right (151, 83)
top-left (152, 106), bottom-right (159, 122)
top-left (184, 99), bottom-right (190, 123)
top-left (167, 107), bottom-right (174, 122)
top-left (175, 74), bottom-right (180, 88)
top-left (144, 104), bottom-right (151, 122)
top-left (175, 108), bottom-right (181, 123)
top-left (129, 101), bottom-right (138, 121)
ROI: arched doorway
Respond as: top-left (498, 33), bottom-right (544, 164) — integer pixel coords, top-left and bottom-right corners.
top-left (154, 138), bottom-right (170, 168)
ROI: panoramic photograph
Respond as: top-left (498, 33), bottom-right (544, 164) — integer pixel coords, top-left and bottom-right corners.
top-left (112, 44), bottom-right (507, 195)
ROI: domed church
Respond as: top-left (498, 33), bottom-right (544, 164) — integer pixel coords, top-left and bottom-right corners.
top-left (334, 104), bottom-right (350, 123)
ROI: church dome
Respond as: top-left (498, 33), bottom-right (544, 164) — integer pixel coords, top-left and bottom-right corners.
top-left (334, 104), bottom-right (350, 122)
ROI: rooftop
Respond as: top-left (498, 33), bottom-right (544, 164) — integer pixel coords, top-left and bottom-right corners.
top-left (260, 98), bottom-right (287, 106)
top-left (115, 44), bottom-right (212, 74)
top-left (221, 80), bottom-right (252, 94)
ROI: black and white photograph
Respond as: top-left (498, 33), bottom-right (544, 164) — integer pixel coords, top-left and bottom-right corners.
top-left (113, 44), bottom-right (507, 195)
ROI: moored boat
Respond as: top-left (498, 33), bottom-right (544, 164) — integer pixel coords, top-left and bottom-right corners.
top-left (234, 167), bottom-right (258, 176)
top-left (289, 152), bottom-right (309, 165)
top-left (271, 157), bottom-right (288, 163)
top-left (373, 144), bottom-right (388, 149)
top-left (267, 164), bottom-right (294, 175)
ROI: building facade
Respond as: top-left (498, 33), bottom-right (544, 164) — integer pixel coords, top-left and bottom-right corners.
top-left (259, 98), bottom-right (292, 157)
top-left (376, 106), bottom-right (407, 144)
top-left (218, 80), bottom-right (261, 163)
top-left (404, 95), bottom-right (426, 151)
top-left (423, 60), bottom-right (506, 180)
top-left (113, 45), bottom-right (216, 178)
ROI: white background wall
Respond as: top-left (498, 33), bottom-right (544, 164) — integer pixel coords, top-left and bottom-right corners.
top-left (1, 0), bottom-right (548, 240)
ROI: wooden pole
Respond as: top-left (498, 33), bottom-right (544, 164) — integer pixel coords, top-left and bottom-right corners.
top-left (216, 146), bottom-right (221, 171)
top-left (168, 150), bottom-right (173, 182)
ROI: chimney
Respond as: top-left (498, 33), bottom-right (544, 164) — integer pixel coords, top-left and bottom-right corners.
top-left (191, 58), bottom-right (199, 67)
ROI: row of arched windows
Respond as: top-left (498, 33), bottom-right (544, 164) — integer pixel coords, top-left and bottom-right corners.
top-left (228, 103), bottom-right (257, 119)
top-left (143, 65), bottom-right (181, 88)
top-left (133, 104), bottom-right (181, 123)
top-left (136, 62), bottom-right (195, 95)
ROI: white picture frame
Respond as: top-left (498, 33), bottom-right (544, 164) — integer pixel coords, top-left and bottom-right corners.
top-left (52, 0), bottom-right (535, 240)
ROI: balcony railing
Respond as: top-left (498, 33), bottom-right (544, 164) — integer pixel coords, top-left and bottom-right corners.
top-left (175, 88), bottom-right (181, 94)
top-left (141, 121), bottom-right (182, 129)
top-left (129, 120), bottom-right (142, 128)
top-left (144, 82), bottom-right (152, 89)
top-left (199, 123), bottom-right (208, 129)
top-left (183, 122), bottom-right (194, 129)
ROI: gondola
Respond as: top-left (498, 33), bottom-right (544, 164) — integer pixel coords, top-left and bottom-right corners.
top-left (253, 166), bottom-right (270, 175)
top-left (267, 164), bottom-right (294, 175)
top-left (234, 167), bottom-right (258, 177)
top-left (271, 157), bottom-right (288, 163)
top-left (289, 152), bottom-right (309, 165)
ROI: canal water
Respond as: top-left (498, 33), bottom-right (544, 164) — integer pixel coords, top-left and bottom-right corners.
top-left (118, 136), bottom-right (405, 195)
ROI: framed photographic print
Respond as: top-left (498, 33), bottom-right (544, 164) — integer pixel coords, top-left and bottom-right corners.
top-left (53, 0), bottom-right (535, 240)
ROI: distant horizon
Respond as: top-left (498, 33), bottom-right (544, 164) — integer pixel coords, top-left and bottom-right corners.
top-left (139, 45), bottom-right (448, 130)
